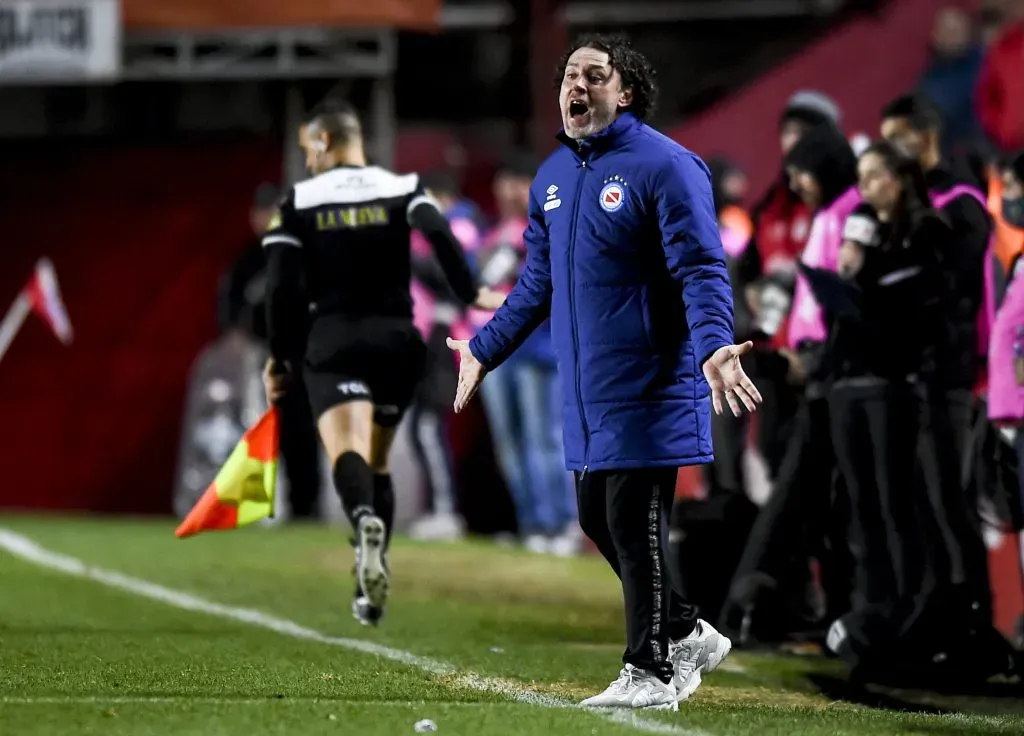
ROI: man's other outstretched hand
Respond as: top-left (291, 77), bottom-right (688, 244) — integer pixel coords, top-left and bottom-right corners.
top-left (703, 341), bottom-right (763, 417)
top-left (447, 337), bottom-right (487, 413)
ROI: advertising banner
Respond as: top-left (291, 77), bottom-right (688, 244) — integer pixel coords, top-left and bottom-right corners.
top-left (0, 0), bottom-right (120, 82)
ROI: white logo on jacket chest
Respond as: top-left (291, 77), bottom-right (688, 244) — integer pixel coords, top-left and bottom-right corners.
top-left (544, 184), bottom-right (561, 211)
top-left (599, 175), bottom-right (628, 213)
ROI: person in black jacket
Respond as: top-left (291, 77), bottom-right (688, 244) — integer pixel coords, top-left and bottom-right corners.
top-left (827, 144), bottom-right (945, 620)
top-left (219, 183), bottom-right (322, 520)
top-left (881, 94), bottom-right (991, 390)
top-left (880, 93), bottom-right (994, 621)
top-left (826, 142), bottom-right (1013, 685)
top-left (261, 101), bottom-right (500, 627)
top-left (733, 93), bottom-right (843, 479)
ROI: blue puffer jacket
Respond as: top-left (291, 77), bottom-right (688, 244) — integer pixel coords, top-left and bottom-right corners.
top-left (469, 113), bottom-right (734, 472)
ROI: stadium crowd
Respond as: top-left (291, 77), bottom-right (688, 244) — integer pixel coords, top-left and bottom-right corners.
top-left (213, 3), bottom-right (1024, 690)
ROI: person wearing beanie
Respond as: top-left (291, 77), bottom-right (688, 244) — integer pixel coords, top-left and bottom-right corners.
top-left (779, 90), bottom-right (843, 155)
top-left (714, 96), bottom-right (847, 647)
top-left (722, 124), bottom-right (861, 647)
top-left (733, 92), bottom-right (844, 481)
top-left (742, 90), bottom-right (844, 345)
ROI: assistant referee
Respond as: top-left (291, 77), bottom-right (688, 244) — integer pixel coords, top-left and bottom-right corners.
top-left (262, 100), bottom-right (502, 626)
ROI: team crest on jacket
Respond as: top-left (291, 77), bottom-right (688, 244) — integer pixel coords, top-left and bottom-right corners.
top-left (600, 181), bottom-right (625, 212)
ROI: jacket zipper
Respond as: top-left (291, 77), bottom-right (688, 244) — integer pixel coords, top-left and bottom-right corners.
top-left (569, 151), bottom-right (590, 476)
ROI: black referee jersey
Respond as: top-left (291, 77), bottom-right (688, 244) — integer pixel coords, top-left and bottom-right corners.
top-left (261, 164), bottom-right (479, 365)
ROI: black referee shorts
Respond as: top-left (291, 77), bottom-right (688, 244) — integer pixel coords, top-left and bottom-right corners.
top-left (304, 314), bottom-right (427, 428)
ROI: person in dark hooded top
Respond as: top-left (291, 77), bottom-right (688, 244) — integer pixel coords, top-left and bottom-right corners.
top-left (721, 124), bottom-right (860, 647)
top-left (736, 94), bottom-right (844, 480)
top-left (740, 91), bottom-right (843, 321)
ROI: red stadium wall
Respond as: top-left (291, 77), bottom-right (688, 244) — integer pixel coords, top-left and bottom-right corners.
top-left (0, 142), bottom-right (280, 515)
top-left (666, 0), bottom-right (941, 204)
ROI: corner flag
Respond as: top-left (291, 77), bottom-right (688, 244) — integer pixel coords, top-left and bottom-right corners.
top-left (175, 407), bottom-right (280, 538)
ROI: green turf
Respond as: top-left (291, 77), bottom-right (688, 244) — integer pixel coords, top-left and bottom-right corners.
top-left (1, 514), bottom-right (1022, 735)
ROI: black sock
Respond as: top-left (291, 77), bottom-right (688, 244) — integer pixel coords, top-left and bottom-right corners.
top-left (373, 473), bottom-right (395, 550)
top-left (333, 452), bottom-right (375, 530)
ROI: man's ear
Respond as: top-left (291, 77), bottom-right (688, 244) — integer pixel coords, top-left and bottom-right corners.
top-left (309, 129), bottom-right (330, 153)
top-left (618, 86), bottom-right (634, 111)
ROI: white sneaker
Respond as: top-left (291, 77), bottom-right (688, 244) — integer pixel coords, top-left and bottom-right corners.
top-left (580, 664), bottom-right (678, 711)
top-left (669, 619), bottom-right (732, 702)
top-left (356, 515), bottom-right (389, 609)
top-left (523, 534), bottom-right (550, 554)
top-left (408, 512), bottom-right (466, 542)
top-left (550, 526), bottom-right (583, 558)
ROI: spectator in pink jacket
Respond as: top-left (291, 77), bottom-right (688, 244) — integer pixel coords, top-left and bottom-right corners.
top-left (989, 152), bottom-right (1024, 426)
top-left (785, 127), bottom-right (862, 356)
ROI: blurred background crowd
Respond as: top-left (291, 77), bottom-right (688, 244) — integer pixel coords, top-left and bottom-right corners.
top-left (2, 0), bottom-right (1024, 691)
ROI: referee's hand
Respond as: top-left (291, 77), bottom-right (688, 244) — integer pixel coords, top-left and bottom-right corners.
top-left (474, 286), bottom-right (506, 312)
top-left (703, 342), bottom-right (762, 417)
top-left (262, 358), bottom-right (292, 405)
top-left (446, 338), bottom-right (486, 413)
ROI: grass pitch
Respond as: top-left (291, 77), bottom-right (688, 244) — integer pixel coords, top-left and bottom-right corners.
top-left (1, 515), bottom-right (1022, 735)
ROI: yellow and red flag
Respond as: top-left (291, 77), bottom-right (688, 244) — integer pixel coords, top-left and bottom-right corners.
top-left (175, 408), bottom-right (279, 539)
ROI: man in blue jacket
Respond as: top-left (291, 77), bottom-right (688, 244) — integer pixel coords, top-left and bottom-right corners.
top-left (447, 34), bottom-right (761, 710)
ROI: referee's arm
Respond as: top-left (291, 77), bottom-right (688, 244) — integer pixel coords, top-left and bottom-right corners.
top-left (407, 197), bottom-right (479, 305)
top-left (468, 188), bottom-right (553, 370)
top-left (654, 153), bottom-right (736, 368)
top-left (262, 193), bottom-right (308, 368)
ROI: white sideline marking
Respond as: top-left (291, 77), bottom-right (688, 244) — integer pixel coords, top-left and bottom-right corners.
top-left (0, 529), bottom-right (708, 736)
top-left (0, 697), bottom-right (492, 707)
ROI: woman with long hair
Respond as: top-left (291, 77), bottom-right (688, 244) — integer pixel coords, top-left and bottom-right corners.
top-left (827, 142), bottom-right (944, 621)
top-left (825, 141), bottom-right (1011, 683)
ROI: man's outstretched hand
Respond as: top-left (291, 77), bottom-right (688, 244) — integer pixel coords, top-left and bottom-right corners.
top-left (447, 337), bottom-right (487, 413)
top-left (703, 341), bottom-right (763, 417)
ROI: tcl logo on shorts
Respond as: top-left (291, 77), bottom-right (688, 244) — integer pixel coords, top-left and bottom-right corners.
top-left (337, 381), bottom-right (370, 396)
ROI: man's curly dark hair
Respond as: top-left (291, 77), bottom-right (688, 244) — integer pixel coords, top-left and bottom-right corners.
top-left (554, 33), bottom-right (658, 123)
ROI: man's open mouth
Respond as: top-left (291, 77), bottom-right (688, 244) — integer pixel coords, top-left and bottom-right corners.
top-left (569, 99), bottom-right (589, 122)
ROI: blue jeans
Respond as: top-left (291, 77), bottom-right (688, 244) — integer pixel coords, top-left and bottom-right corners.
top-left (479, 360), bottom-right (576, 535)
